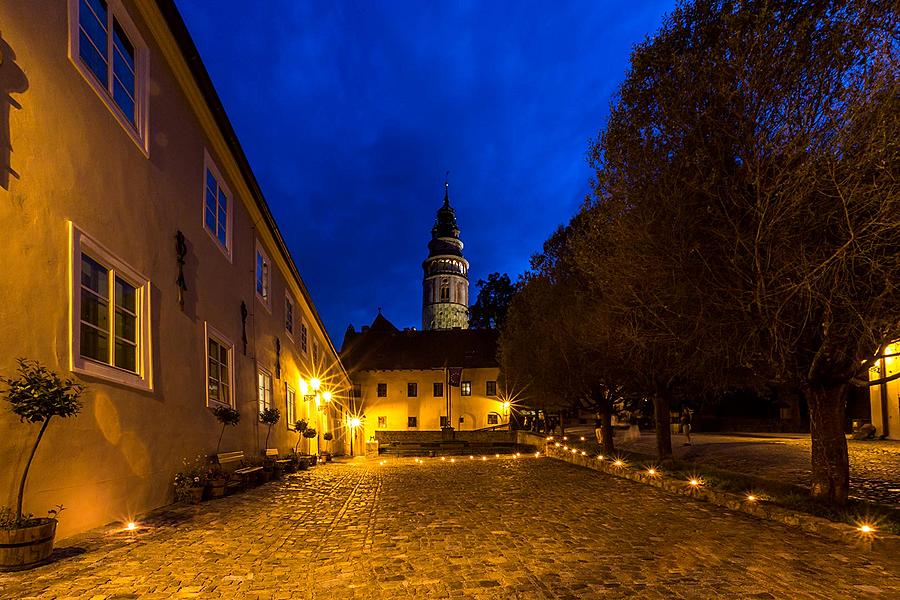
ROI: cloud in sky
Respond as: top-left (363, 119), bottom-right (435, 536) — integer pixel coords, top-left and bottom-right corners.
top-left (175, 0), bottom-right (674, 343)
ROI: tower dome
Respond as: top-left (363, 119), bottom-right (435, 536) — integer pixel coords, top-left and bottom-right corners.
top-left (422, 181), bottom-right (469, 330)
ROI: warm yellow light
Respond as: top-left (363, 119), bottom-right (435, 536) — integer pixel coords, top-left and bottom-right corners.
top-left (746, 494), bottom-right (757, 502)
top-left (379, 460), bottom-right (385, 465)
top-left (125, 521), bottom-right (137, 531)
top-left (580, 436), bottom-right (585, 441)
top-left (450, 458), bottom-right (456, 463)
top-left (614, 460), bottom-right (624, 467)
top-left (309, 377), bottom-right (321, 391)
top-left (299, 379), bottom-right (309, 394)
top-left (647, 468), bottom-right (657, 476)
top-left (581, 451), bottom-right (587, 456)
top-left (563, 446), bottom-right (568, 450)
top-left (502, 401), bottom-right (511, 410)
top-left (562, 436), bottom-right (568, 441)
top-left (495, 453), bottom-right (500, 458)
top-left (858, 524), bottom-right (875, 534)
top-left (546, 436), bottom-right (553, 441)
top-left (322, 391), bottom-right (332, 402)
top-left (469, 455), bottom-right (474, 460)
top-left (535, 452), bottom-right (540, 458)
top-left (596, 455), bottom-right (604, 461)
top-left (571, 449), bottom-right (577, 454)
top-left (314, 394), bottom-right (321, 408)
top-left (440, 456), bottom-right (446, 461)
top-left (515, 452), bottom-right (520, 457)
top-left (349, 417), bottom-right (361, 428)
top-left (555, 443), bottom-right (561, 448)
top-left (689, 479), bottom-right (701, 487)
top-left (481, 456), bottom-right (487, 461)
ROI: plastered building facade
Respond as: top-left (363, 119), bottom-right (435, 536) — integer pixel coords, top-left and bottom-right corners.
top-left (0, 0), bottom-right (348, 539)
top-left (869, 342), bottom-right (899, 440)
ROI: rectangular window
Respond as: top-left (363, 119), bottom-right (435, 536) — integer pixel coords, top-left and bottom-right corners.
top-left (488, 413), bottom-right (499, 425)
top-left (486, 381), bottom-right (497, 396)
top-left (461, 381), bottom-right (472, 396)
top-left (205, 326), bottom-right (233, 408)
top-left (407, 382), bottom-right (417, 397)
top-left (255, 241), bottom-right (270, 309)
top-left (377, 383), bottom-right (387, 397)
top-left (300, 321), bottom-right (308, 354)
top-left (377, 416), bottom-right (387, 428)
top-left (408, 416), bottom-right (417, 428)
top-left (440, 416), bottom-right (449, 428)
top-left (70, 0), bottom-right (147, 151)
top-left (285, 294), bottom-right (295, 338)
top-left (257, 368), bottom-right (273, 413)
top-left (351, 384), bottom-right (361, 398)
top-left (202, 152), bottom-right (231, 258)
top-left (286, 384), bottom-right (296, 429)
top-left (433, 382), bottom-right (443, 397)
top-left (71, 223), bottom-right (151, 390)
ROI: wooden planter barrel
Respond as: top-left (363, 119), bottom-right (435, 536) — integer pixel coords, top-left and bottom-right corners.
top-left (0, 518), bottom-right (57, 571)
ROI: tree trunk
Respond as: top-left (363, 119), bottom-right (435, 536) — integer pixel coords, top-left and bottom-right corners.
top-left (805, 382), bottom-right (850, 505)
top-left (653, 387), bottom-right (673, 461)
top-left (17, 418), bottom-right (51, 521)
top-left (601, 408), bottom-right (616, 455)
top-left (216, 423), bottom-right (226, 455)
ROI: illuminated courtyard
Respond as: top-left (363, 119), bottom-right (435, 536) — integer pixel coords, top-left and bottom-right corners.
top-left (2, 457), bottom-right (899, 599)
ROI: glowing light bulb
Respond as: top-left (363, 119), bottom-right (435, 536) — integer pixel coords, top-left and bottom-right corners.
top-left (562, 436), bottom-right (568, 441)
top-left (469, 455), bottom-right (474, 460)
top-left (535, 452), bottom-right (540, 458)
top-left (614, 460), bottom-right (624, 467)
top-left (495, 454), bottom-right (500, 458)
top-left (580, 436), bottom-right (585, 441)
top-left (581, 451), bottom-right (587, 456)
top-left (596, 455), bottom-right (604, 461)
top-left (481, 456), bottom-right (487, 461)
top-left (689, 479), bottom-right (700, 487)
top-left (859, 524), bottom-right (875, 534)
top-left (125, 522), bottom-right (137, 531)
top-left (451, 458), bottom-right (456, 463)
top-left (555, 443), bottom-right (561, 448)
top-left (441, 457), bottom-right (446, 461)
top-left (647, 468), bottom-right (657, 476)
top-left (746, 494), bottom-right (757, 502)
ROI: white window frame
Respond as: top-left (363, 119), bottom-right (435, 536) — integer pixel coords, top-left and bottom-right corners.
top-left (257, 366), bottom-right (273, 414)
top-left (201, 150), bottom-right (233, 261)
top-left (461, 381), bottom-right (472, 396)
top-left (68, 221), bottom-right (152, 390)
top-left (284, 293), bottom-right (295, 340)
top-left (285, 383), bottom-right (297, 430)
top-left (255, 240), bottom-right (271, 312)
top-left (204, 322), bottom-right (234, 408)
top-left (67, 0), bottom-right (150, 155)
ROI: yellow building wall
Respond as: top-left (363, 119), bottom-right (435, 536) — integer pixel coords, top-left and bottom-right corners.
top-left (0, 0), bottom-right (347, 538)
top-left (869, 343), bottom-right (900, 440)
top-left (352, 368), bottom-right (506, 445)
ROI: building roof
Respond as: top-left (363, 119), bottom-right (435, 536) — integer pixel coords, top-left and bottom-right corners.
top-left (341, 314), bottom-right (499, 372)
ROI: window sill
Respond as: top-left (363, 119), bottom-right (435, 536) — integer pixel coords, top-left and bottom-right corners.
top-left (73, 358), bottom-right (152, 392)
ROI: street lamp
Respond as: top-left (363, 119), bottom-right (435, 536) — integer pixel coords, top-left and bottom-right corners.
top-left (502, 401), bottom-right (511, 428)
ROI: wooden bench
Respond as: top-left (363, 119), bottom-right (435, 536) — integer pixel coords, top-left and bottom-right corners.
top-left (215, 451), bottom-right (262, 492)
top-left (264, 448), bottom-right (292, 466)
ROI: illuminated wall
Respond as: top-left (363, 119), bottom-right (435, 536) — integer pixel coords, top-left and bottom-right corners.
top-left (0, 0), bottom-right (348, 538)
top-left (353, 368), bottom-right (506, 445)
top-left (869, 342), bottom-right (899, 440)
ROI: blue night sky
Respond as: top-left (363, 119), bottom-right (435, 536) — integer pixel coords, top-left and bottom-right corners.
top-left (175, 1), bottom-right (674, 345)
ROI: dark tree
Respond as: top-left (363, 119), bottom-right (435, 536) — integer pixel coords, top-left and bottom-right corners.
top-left (469, 272), bottom-right (516, 330)
top-left (588, 0), bottom-right (899, 503)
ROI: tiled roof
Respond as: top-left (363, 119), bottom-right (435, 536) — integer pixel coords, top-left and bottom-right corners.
top-left (341, 314), bottom-right (498, 372)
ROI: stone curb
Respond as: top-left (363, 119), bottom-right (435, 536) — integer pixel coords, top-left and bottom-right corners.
top-left (544, 445), bottom-right (899, 553)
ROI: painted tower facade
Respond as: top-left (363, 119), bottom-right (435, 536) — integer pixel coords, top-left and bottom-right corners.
top-left (422, 183), bottom-right (469, 330)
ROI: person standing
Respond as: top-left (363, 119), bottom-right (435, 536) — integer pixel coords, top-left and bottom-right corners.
top-left (680, 406), bottom-right (693, 446)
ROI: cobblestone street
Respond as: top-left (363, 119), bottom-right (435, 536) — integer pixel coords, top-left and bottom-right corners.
top-left (2, 457), bottom-right (899, 599)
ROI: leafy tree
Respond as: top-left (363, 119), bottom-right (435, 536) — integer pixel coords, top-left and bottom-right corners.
top-left (588, 0), bottom-right (899, 503)
top-left (1, 359), bottom-right (84, 522)
top-left (211, 405), bottom-right (240, 454)
top-left (470, 272), bottom-right (516, 330)
top-left (293, 418), bottom-right (308, 453)
top-left (259, 408), bottom-right (281, 451)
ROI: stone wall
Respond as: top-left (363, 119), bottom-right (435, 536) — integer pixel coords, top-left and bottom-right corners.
top-left (375, 430), bottom-right (515, 444)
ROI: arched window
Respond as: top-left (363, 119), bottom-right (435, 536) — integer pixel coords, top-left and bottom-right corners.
top-left (440, 279), bottom-right (450, 302)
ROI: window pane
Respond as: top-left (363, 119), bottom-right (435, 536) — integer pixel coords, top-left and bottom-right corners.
top-left (218, 189), bottom-right (227, 211)
top-left (216, 224), bottom-right (227, 246)
top-left (112, 52), bottom-right (135, 97)
top-left (80, 323), bottom-right (108, 362)
top-left (115, 310), bottom-right (136, 341)
top-left (81, 255), bottom-right (109, 297)
top-left (256, 253), bottom-right (264, 294)
top-left (81, 289), bottom-right (109, 330)
top-left (220, 383), bottom-right (229, 403)
top-left (115, 277), bottom-right (136, 313)
top-left (218, 344), bottom-right (228, 364)
top-left (113, 80), bottom-right (135, 123)
top-left (78, 30), bottom-right (108, 84)
top-left (205, 207), bottom-right (216, 232)
top-left (112, 20), bottom-right (135, 69)
top-left (217, 207), bottom-right (227, 229)
top-left (114, 339), bottom-right (136, 371)
top-left (206, 169), bottom-right (216, 192)
top-left (208, 379), bottom-right (219, 401)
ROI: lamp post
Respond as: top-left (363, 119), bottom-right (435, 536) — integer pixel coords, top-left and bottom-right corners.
top-left (502, 401), bottom-right (511, 429)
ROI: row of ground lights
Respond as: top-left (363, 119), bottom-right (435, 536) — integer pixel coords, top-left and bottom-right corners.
top-left (544, 436), bottom-right (879, 538)
top-left (377, 452), bottom-right (542, 466)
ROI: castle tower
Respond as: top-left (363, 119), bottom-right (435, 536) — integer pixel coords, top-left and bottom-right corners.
top-left (422, 181), bottom-right (469, 330)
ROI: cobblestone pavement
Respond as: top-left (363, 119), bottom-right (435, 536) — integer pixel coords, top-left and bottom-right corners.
top-left (2, 457), bottom-right (899, 599)
top-left (594, 431), bottom-right (900, 505)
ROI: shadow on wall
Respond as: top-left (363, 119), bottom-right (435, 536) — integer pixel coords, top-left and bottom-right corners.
top-left (0, 31), bottom-right (28, 190)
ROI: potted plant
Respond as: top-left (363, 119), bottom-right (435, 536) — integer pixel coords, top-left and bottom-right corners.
top-left (259, 408), bottom-right (281, 481)
top-left (303, 428), bottom-right (317, 466)
top-left (208, 406), bottom-right (240, 499)
top-left (322, 431), bottom-right (334, 462)
top-left (173, 455), bottom-right (208, 504)
top-left (291, 419), bottom-right (308, 470)
top-left (0, 359), bottom-right (83, 571)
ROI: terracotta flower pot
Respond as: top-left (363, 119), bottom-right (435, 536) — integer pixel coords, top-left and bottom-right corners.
top-left (0, 518), bottom-right (57, 572)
